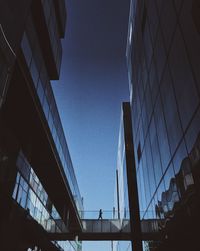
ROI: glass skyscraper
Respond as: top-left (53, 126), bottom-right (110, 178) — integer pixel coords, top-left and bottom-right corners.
top-left (126, 0), bottom-right (200, 250)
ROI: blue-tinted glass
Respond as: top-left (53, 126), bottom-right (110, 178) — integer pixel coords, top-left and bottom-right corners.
top-left (154, 95), bottom-right (171, 171)
top-left (144, 82), bottom-right (153, 126)
top-left (149, 117), bottom-right (163, 186)
top-left (43, 96), bottom-right (49, 120)
top-left (37, 79), bottom-right (44, 104)
top-left (139, 118), bottom-right (145, 151)
top-left (30, 59), bottom-right (39, 86)
top-left (145, 135), bottom-right (156, 199)
top-left (21, 33), bottom-right (32, 67)
top-left (149, 57), bottom-right (159, 105)
top-left (133, 89), bottom-right (142, 135)
top-left (138, 162), bottom-right (147, 217)
top-left (141, 149), bottom-right (151, 207)
top-left (160, 65), bottom-right (182, 154)
top-left (21, 190), bottom-right (27, 208)
top-left (156, 180), bottom-right (166, 219)
top-left (12, 183), bottom-right (18, 200)
top-left (17, 186), bottom-right (23, 204)
top-left (173, 140), bottom-right (187, 175)
top-left (154, 25), bottom-right (167, 84)
top-left (141, 101), bottom-right (149, 138)
top-left (169, 26), bottom-right (199, 130)
top-left (143, 17), bottom-right (153, 71)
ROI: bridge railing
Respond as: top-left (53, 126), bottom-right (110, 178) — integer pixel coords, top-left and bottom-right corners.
top-left (78, 210), bottom-right (156, 220)
top-left (141, 219), bottom-right (160, 233)
top-left (46, 215), bottom-right (160, 235)
top-left (82, 219), bottom-right (130, 233)
top-left (79, 210), bottom-right (130, 220)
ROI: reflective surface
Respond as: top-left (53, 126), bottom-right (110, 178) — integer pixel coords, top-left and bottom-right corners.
top-left (20, 14), bottom-right (83, 214)
top-left (126, 2), bottom-right (200, 250)
top-left (13, 151), bottom-right (80, 251)
top-left (41, 0), bottom-right (62, 71)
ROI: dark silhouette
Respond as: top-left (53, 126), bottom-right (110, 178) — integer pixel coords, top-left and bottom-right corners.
top-left (98, 209), bottom-right (103, 220)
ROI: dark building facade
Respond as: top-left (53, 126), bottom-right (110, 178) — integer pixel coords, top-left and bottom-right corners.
top-left (0, 0), bottom-right (83, 250)
top-left (126, 0), bottom-right (200, 250)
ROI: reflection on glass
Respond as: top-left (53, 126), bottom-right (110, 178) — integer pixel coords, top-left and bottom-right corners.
top-left (21, 30), bottom-right (83, 214)
top-left (13, 151), bottom-right (79, 251)
top-left (154, 133), bottom-right (198, 229)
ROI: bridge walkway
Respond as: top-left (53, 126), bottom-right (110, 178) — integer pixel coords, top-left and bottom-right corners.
top-left (48, 218), bottom-right (161, 241)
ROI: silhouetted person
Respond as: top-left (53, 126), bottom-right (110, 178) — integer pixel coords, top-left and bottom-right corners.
top-left (98, 209), bottom-right (103, 220)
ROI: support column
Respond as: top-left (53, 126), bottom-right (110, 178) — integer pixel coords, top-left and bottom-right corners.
top-left (116, 169), bottom-right (120, 219)
top-left (122, 102), bottom-right (143, 251)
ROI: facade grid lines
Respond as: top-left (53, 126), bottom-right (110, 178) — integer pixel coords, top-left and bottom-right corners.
top-left (126, 0), bottom-right (200, 250)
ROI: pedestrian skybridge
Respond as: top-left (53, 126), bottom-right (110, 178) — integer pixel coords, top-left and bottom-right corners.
top-left (48, 218), bottom-right (161, 241)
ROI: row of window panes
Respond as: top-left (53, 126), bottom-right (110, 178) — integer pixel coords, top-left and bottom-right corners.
top-left (21, 31), bottom-right (83, 212)
top-left (13, 151), bottom-right (64, 233)
top-left (139, 142), bottom-right (195, 220)
top-left (129, 0), bottom-right (198, 222)
top-left (133, 86), bottom-right (197, 215)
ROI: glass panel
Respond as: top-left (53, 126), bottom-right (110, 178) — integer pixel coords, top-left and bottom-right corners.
top-left (169, 27), bottom-right (199, 130)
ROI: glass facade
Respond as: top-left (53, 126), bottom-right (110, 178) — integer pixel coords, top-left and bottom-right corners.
top-left (20, 13), bottom-right (83, 215)
top-left (0, 1), bottom-right (83, 250)
top-left (41, 0), bottom-right (62, 71)
top-left (13, 151), bottom-right (80, 251)
top-left (127, 0), bottom-right (200, 250)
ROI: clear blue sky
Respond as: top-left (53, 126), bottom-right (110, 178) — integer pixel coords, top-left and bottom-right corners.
top-left (52, 0), bottom-right (130, 250)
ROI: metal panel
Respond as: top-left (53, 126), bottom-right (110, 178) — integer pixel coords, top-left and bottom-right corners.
top-left (110, 220), bottom-right (121, 232)
top-left (102, 220), bottom-right (111, 232)
top-left (92, 220), bottom-right (101, 232)
top-left (122, 219), bottom-right (131, 232)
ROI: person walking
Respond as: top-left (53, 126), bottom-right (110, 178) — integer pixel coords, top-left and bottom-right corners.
top-left (98, 209), bottom-right (103, 220)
